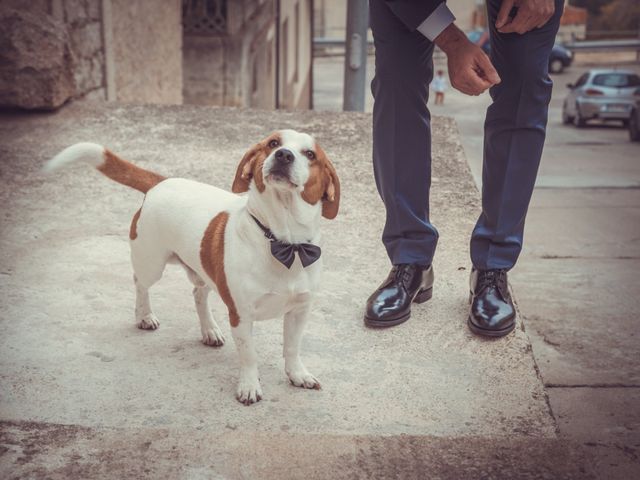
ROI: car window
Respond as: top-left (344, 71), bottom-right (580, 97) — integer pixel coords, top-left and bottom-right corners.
top-left (575, 74), bottom-right (589, 87)
top-left (592, 74), bottom-right (640, 88)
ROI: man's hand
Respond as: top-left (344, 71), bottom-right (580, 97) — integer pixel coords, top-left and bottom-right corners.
top-left (496, 0), bottom-right (555, 34)
top-left (435, 24), bottom-right (501, 96)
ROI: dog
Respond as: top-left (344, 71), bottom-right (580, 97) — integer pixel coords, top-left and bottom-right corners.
top-left (44, 130), bottom-right (340, 405)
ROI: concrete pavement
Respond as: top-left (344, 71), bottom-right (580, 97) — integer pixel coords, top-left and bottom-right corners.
top-left (517, 187), bottom-right (640, 479)
top-left (0, 103), bottom-right (597, 478)
top-left (1, 421), bottom-right (594, 479)
top-left (314, 54), bottom-right (640, 479)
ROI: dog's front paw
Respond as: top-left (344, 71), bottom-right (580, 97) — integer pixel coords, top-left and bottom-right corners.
top-left (286, 367), bottom-right (321, 390)
top-left (202, 327), bottom-right (225, 347)
top-left (236, 372), bottom-right (263, 406)
top-left (137, 313), bottom-right (160, 330)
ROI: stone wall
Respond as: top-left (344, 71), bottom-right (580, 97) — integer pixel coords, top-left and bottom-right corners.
top-left (0, 0), bottom-right (182, 109)
top-left (0, 0), bottom-right (105, 108)
top-left (108, 0), bottom-right (182, 104)
top-left (54, 0), bottom-right (106, 101)
top-left (0, 7), bottom-right (76, 109)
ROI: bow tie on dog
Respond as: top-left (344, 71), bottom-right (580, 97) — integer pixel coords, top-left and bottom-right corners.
top-left (250, 214), bottom-right (321, 268)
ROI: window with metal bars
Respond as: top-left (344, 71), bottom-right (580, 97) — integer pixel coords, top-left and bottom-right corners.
top-left (182, 0), bottom-right (227, 35)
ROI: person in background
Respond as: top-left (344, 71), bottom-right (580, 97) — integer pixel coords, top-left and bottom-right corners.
top-left (364, 0), bottom-right (563, 337)
top-left (432, 69), bottom-right (448, 105)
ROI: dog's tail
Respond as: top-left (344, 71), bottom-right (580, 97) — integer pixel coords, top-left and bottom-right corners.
top-left (43, 142), bottom-right (166, 194)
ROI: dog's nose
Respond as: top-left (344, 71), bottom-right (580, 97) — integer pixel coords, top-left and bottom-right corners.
top-left (275, 148), bottom-right (295, 165)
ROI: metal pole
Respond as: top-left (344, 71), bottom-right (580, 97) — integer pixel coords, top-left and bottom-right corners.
top-left (275, 0), bottom-right (281, 109)
top-left (343, 0), bottom-right (368, 111)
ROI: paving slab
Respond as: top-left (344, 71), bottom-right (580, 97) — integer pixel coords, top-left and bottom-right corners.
top-left (548, 388), bottom-right (640, 480)
top-left (0, 103), bottom-right (560, 475)
top-left (513, 187), bottom-right (640, 479)
top-left (522, 189), bottom-right (640, 260)
top-left (513, 187), bottom-right (640, 386)
top-left (527, 188), bottom-right (640, 209)
top-left (515, 258), bottom-right (640, 386)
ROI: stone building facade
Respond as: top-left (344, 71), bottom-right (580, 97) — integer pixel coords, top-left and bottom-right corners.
top-left (52, 0), bottom-right (106, 102)
top-left (1, 0), bottom-right (311, 110)
top-left (182, 0), bottom-right (313, 109)
top-left (105, 0), bottom-right (183, 104)
top-left (278, 0), bottom-right (313, 109)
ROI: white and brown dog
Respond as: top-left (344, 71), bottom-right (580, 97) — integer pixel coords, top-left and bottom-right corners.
top-left (45, 130), bottom-right (340, 405)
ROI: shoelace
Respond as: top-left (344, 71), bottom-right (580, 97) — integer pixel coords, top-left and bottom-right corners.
top-left (393, 264), bottom-right (417, 287)
top-left (477, 269), bottom-right (508, 293)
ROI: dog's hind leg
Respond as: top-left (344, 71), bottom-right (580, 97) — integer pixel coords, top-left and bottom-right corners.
top-left (130, 242), bottom-right (168, 331)
top-left (183, 266), bottom-right (225, 347)
top-left (133, 275), bottom-right (160, 330)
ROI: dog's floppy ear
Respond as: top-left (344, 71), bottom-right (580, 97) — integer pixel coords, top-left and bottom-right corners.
top-left (317, 145), bottom-right (340, 220)
top-left (232, 143), bottom-right (263, 193)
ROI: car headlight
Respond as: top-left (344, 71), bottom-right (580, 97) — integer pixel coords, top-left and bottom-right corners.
top-left (566, 50), bottom-right (573, 58)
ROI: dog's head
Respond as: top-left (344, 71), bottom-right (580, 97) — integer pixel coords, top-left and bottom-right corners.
top-left (231, 130), bottom-right (340, 219)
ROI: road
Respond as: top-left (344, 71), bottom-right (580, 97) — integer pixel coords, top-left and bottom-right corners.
top-left (314, 55), bottom-right (640, 188)
top-left (314, 54), bottom-right (640, 479)
top-left (438, 62), bottom-right (640, 189)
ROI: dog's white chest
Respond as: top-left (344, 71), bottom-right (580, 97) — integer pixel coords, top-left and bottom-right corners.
top-left (249, 266), bottom-right (315, 319)
top-left (253, 290), bottom-right (311, 319)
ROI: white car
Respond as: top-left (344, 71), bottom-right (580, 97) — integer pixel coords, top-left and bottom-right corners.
top-left (562, 69), bottom-right (640, 127)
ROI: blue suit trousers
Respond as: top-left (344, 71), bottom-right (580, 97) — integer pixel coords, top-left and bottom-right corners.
top-left (370, 0), bottom-right (564, 270)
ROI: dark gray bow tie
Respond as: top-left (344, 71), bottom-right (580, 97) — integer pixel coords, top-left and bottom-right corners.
top-left (250, 214), bottom-right (321, 269)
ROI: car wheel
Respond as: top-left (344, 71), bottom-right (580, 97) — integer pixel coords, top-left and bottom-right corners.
top-left (573, 104), bottom-right (586, 128)
top-left (549, 58), bottom-right (564, 74)
top-left (630, 109), bottom-right (640, 142)
top-left (562, 104), bottom-right (573, 124)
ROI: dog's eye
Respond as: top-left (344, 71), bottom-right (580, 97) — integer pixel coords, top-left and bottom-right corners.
top-left (304, 150), bottom-right (316, 160)
top-left (268, 139), bottom-right (280, 148)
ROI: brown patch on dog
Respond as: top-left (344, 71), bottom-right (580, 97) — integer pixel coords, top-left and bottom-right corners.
top-left (232, 133), bottom-right (282, 194)
top-left (200, 212), bottom-right (240, 327)
top-left (301, 142), bottom-right (340, 219)
top-left (129, 207), bottom-right (142, 240)
top-left (98, 149), bottom-right (166, 193)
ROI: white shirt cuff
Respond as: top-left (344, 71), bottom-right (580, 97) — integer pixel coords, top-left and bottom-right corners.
top-left (416, 3), bottom-right (456, 41)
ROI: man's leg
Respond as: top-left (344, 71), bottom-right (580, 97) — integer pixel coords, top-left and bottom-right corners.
top-left (370, 0), bottom-right (437, 266)
top-left (470, 0), bottom-right (564, 270)
top-left (364, 0), bottom-right (436, 328)
top-left (467, 0), bottom-right (564, 337)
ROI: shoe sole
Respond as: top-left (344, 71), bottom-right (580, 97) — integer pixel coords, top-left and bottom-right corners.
top-left (364, 287), bottom-right (433, 328)
top-left (467, 316), bottom-right (516, 337)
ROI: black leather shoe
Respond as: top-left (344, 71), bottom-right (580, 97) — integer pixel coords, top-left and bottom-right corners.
top-left (364, 264), bottom-right (434, 328)
top-left (468, 268), bottom-right (516, 337)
